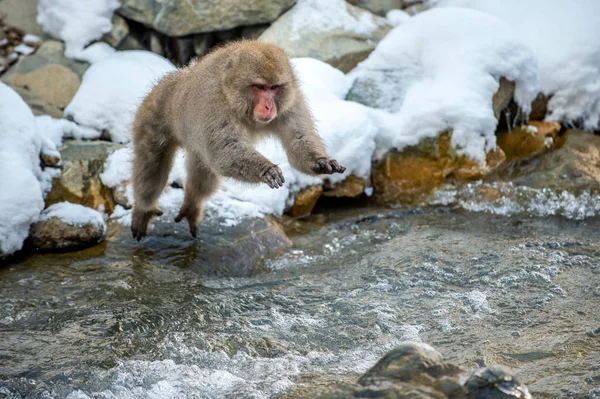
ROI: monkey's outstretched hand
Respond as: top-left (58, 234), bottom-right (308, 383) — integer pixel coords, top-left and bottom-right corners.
top-left (312, 158), bottom-right (346, 175)
top-left (262, 165), bottom-right (285, 189)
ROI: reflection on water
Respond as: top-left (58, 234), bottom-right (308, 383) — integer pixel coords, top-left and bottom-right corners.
top-left (1, 208), bottom-right (599, 398)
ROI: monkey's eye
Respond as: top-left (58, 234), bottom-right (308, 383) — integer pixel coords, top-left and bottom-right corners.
top-left (253, 84), bottom-right (267, 91)
top-left (270, 85), bottom-right (279, 91)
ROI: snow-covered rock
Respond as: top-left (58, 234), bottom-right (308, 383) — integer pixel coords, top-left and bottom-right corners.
top-left (0, 83), bottom-right (58, 256)
top-left (349, 7), bottom-right (539, 163)
top-left (37, 0), bottom-right (119, 59)
top-left (29, 202), bottom-right (106, 251)
top-left (433, 0), bottom-right (600, 130)
top-left (64, 50), bottom-right (175, 143)
top-left (259, 0), bottom-right (392, 72)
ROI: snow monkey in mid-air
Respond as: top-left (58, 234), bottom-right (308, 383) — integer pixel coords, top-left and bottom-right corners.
top-left (130, 40), bottom-right (346, 241)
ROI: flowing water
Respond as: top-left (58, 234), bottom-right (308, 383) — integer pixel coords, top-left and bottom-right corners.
top-left (1, 204), bottom-right (600, 398)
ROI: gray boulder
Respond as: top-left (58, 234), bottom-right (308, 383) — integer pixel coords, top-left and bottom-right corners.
top-left (259, 1), bottom-right (391, 72)
top-left (118, 0), bottom-right (295, 37)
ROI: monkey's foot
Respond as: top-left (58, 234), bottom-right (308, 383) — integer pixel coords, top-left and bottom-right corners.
top-left (261, 165), bottom-right (285, 189)
top-left (174, 206), bottom-right (201, 238)
top-left (131, 208), bottom-right (162, 241)
top-left (313, 158), bottom-right (346, 175)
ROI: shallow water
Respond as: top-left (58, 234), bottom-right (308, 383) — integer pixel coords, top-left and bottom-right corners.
top-left (1, 207), bottom-right (599, 398)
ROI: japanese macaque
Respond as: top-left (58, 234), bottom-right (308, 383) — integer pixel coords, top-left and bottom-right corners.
top-left (131, 40), bottom-right (346, 241)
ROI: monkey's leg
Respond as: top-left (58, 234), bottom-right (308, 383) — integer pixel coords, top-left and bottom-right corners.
top-left (278, 104), bottom-right (346, 176)
top-left (208, 133), bottom-right (285, 188)
top-left (175, 156), bottom-right (220, 238)
top-left (131, 128), bottom-right (178, 241)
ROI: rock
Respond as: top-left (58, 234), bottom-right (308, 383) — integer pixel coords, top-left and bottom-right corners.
top-left (8, 85), bottom-right (62, 118)
top-left (259, 2), bottom-right (392, 73)
top-left (5, 63), bottom-right (81, 109)
top-left (45, 141), bottom-right (124, 214)
top-left (29, 203), bottom-right (106, 251)
top-left (2, 41), bottom-right (89, 79)
top-left (358, 343), bottom-right (449, 386)
top-left (40, 151), bottom-right (60, 167)
top-left (291, 343), bottom-right (530, 399)
top-left (347, 0), bottom-right (404, 16)
top-left (102, 14), bottom-right (130, 48)
top-left (465, 365), bottom-right (532, 399)
top-left (0, 0), bottom-right (49, 39)
top-left (372, 131), bottom-right (505, 205)
top-left (496, 121), bottom-right (562, 160)
top-left (288, 185), bottom-right (323, 217)
top-left (323, 175), bottom-right (368, 198)
top-left (1, 41), bottom-right (88, 117)
top-left (118, 0), bottom-right (295, 37)
top-left (108, 214), bottom-right (292, 277)
top-left (496, 129), bottom-right (600, 193)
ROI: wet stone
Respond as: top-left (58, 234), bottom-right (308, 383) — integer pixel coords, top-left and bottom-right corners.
top-left (465, 365), bottom-right (532, 399)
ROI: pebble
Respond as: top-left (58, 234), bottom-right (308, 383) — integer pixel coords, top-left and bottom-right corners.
top-left (512, 331), bottom-right (521, 337)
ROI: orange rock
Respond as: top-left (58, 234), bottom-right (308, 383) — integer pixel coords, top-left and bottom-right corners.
top-left (496, 121), bottom-right (561, 160)
top-left (323, 175), bottom-right (367, 198)
top-left (372, 131), bottom-right (505, 205)
top-left (287, 185), bottom-right (323, 217)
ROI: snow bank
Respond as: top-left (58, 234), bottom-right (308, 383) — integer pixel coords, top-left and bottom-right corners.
top-left (65, 51), bottom-right (176, 143)
top-left (433, 0), bottom-right (600, 130)
top-left (37, 0), bottom-right (119, 59)
top-left (350, 7), bottom-right (539, 162)
top-left (289, 0), bottom-right (387, 41)
top-left (40, 202), bottom-right (106, 231)
top-left (0, 83), bottom-right (58, 255)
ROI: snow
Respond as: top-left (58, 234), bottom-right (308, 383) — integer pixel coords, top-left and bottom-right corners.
top-left (386, 9), bottom-right (411, 26)
top-left (35, 115), bottom-right (102, 147)
top-left (40, 202), bottom-right (106, 231)
top-left (432, 0), bottom-right (600, 130)
top-left (289, 0), bottom-right (386, 41)
top-left (22, 34), bottom-right (42, 46)
top-left (0, 83), bottom-right (59, 255)
top-left (350, 7), bottom-right (539, 162)
top-left (37, 0), bottom-right (119, 60)
top-left (64, 51), bottom-right (176, 143)
top-left (14, 44), bottom-right (35, 55)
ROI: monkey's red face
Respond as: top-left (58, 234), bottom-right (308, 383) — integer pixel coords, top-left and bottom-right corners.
top-left (252, 83), bottom-right (281, 123)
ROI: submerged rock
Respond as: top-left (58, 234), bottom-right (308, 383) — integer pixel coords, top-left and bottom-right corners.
top-left (45, 141), bottom-right (123, 213)
top-left (259, 1), bottom-right (391, 72)
top-left (118, 0), bottom-right (295, 36)
top-left (108, 214), bottom-right (292, 277)
top-left (30, 202), bottom-right (106, 251)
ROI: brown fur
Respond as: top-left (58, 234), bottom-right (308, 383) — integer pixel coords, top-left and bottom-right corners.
top-left (131, 40), bottom-right (345, 240)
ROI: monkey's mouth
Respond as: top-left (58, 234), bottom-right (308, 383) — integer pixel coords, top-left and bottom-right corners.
top-left (255, 115), bottom-right (276, 124)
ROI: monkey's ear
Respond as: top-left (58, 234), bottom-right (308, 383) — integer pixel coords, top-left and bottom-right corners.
top-left (225, 57), bottom-right (234, 69)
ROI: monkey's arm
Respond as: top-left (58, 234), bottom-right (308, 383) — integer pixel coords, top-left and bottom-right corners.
top-left (206, 128), bottom-right (285, 189)
top-left (278, 102), bottom-right (346, 176)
